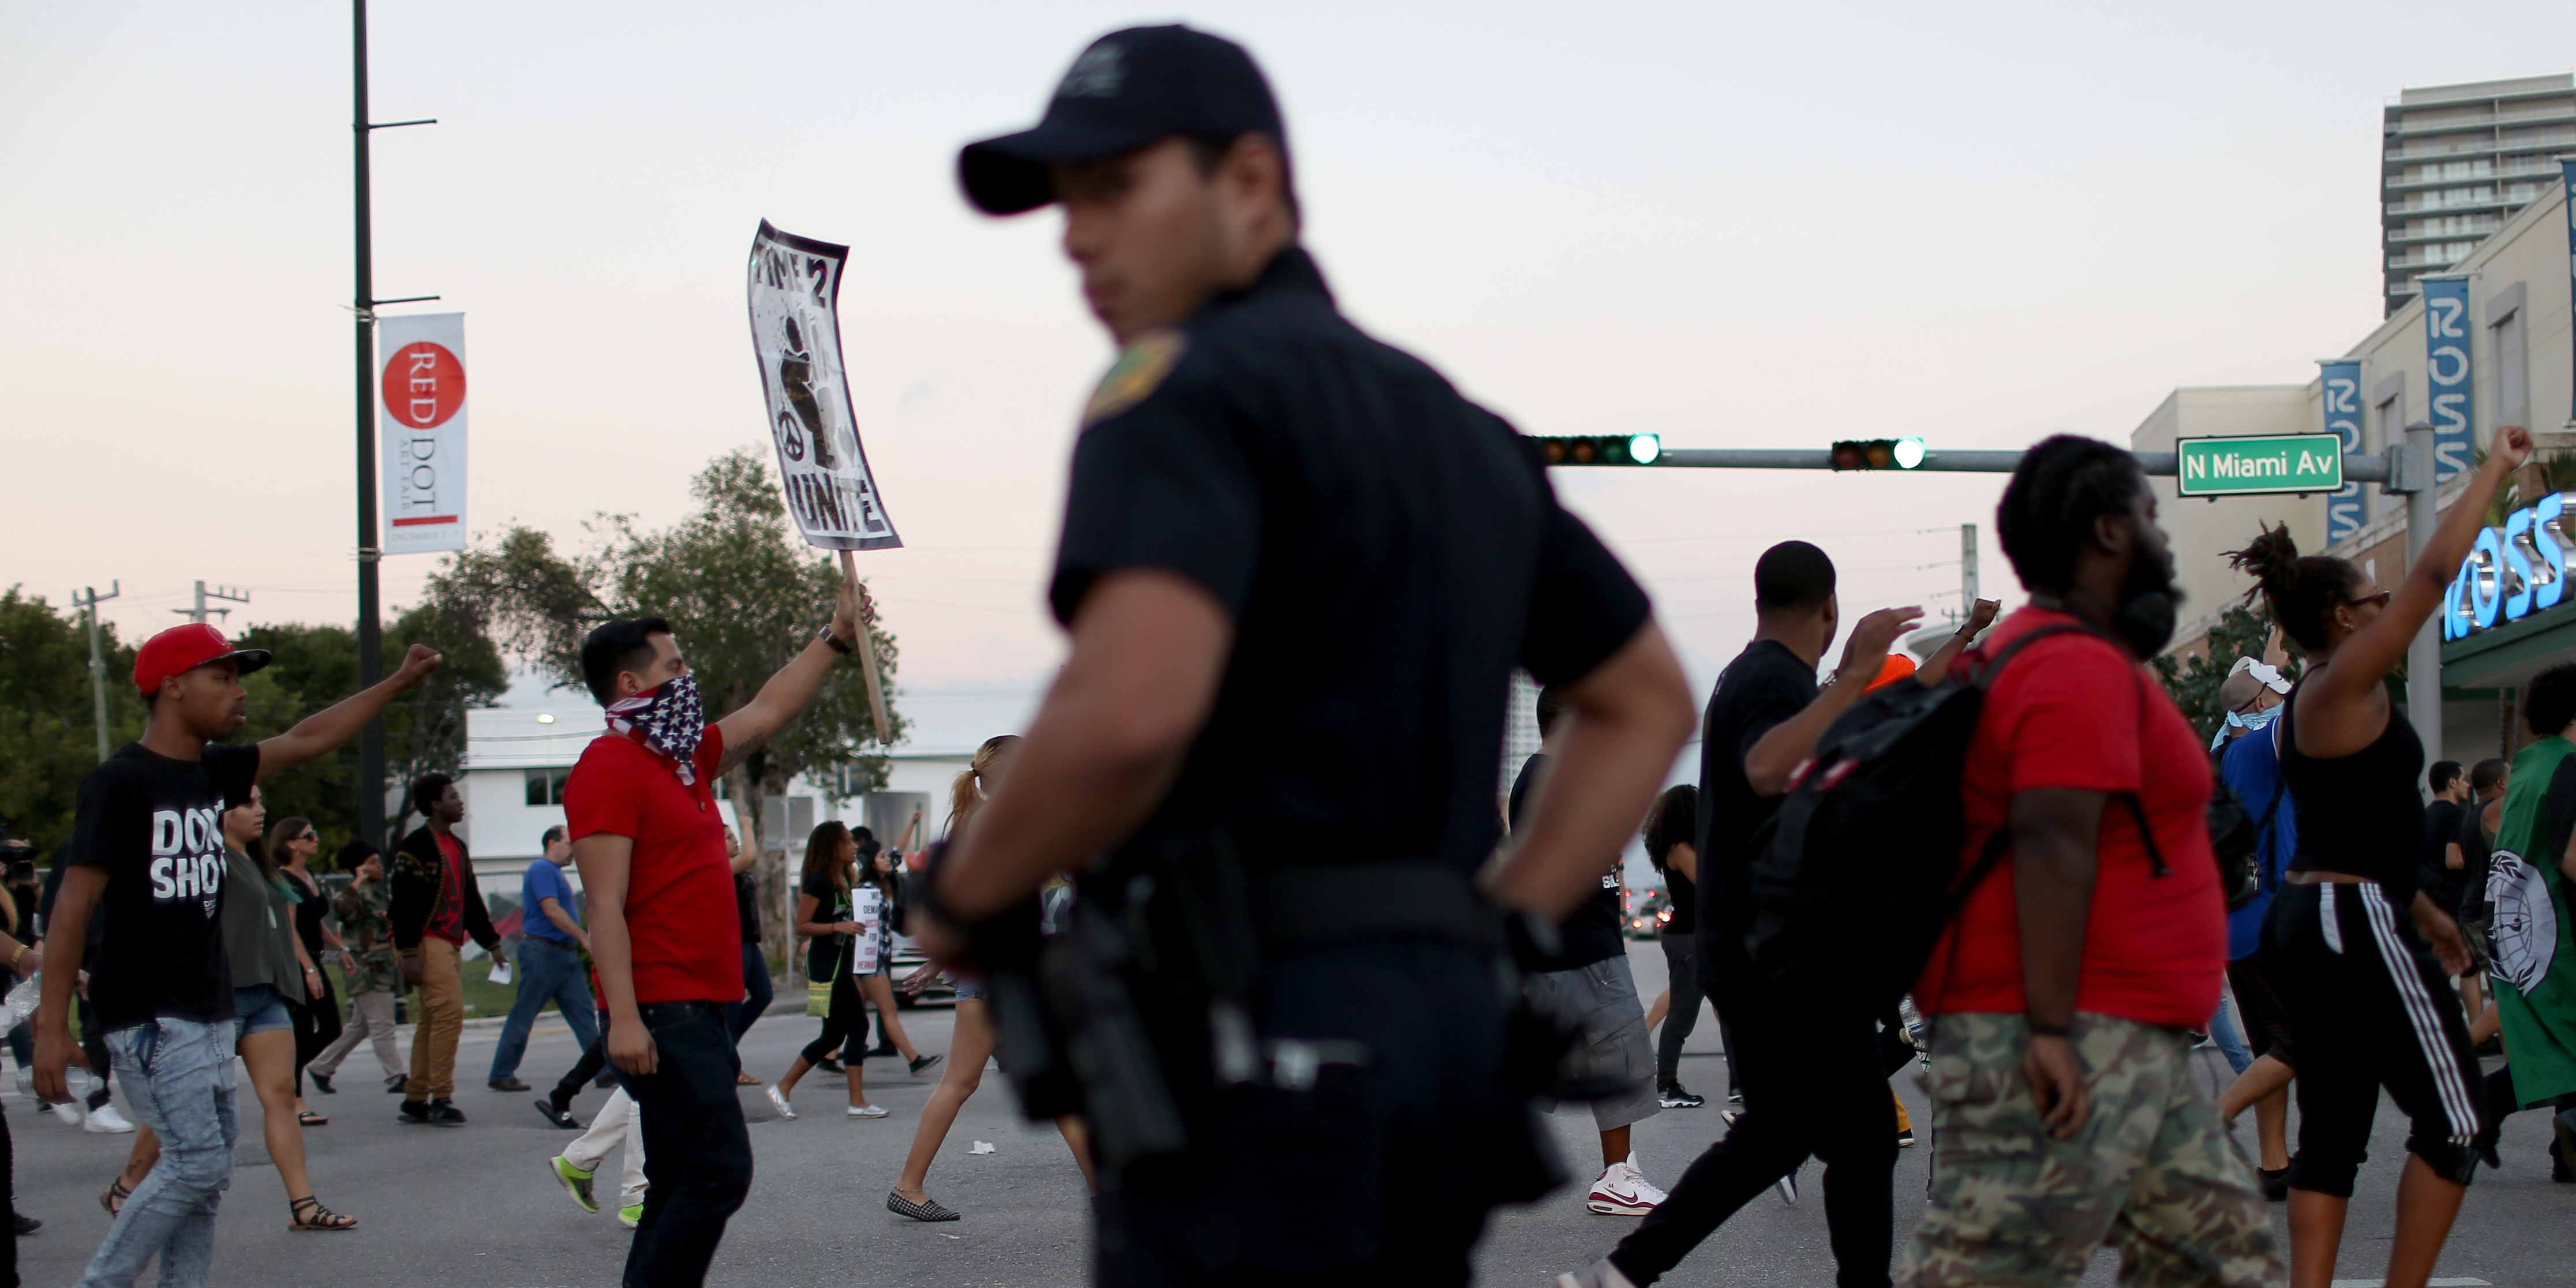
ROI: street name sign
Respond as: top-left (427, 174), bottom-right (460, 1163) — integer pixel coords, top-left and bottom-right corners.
top-left (2176, 434), bottom-right (2345, 497)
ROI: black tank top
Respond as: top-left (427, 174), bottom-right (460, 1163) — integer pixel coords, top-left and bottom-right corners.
top-left (2277, 673), bottom-right (2425, 903)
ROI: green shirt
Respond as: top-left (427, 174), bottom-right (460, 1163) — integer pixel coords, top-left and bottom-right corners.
top-left (333, 878), bottom-right (403, 996)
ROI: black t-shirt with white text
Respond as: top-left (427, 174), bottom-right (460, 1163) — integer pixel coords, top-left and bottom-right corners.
top-left (800, 871), bottom-right (852, 981)
top-left (1507, 753), bottom-right (1625, 970)
top-left (70, 742), bottom-right (257, 1031)
top-left (1695, 639), bottom-right (1819, 998)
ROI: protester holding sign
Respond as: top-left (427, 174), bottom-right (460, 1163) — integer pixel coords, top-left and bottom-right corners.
top-left (566, 571), bottom-right (870, 1288)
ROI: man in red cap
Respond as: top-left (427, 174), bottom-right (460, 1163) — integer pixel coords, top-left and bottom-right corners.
top-left (38, 623), bottom-right (441, 1288)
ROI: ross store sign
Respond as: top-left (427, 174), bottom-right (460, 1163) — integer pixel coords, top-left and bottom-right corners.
top-left (2423, 276), bottom-right (2476, 482)
top-left (2445, 493), bottom-right (2573, 639)
top-left (2176, 434), bottom-right (2345, 497)
top-left (2319, 360), bottom-right (2365, 543)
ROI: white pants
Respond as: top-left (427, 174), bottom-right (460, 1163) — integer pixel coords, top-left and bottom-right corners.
top-left (560, 1087), bottom-right (647, 1209)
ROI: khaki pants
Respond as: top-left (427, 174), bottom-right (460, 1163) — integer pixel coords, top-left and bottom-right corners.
top-left (408, 938), bottom-right (465, 1099)
top-left (309, 987), bottom-right (404, 1083)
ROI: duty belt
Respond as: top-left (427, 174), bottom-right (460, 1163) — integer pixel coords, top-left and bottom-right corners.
top-left (1249, 863), bottom-right (1503, 955)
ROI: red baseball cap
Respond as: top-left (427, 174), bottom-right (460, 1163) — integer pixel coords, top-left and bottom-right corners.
top-left (133, 623), bottom-right (272, 697)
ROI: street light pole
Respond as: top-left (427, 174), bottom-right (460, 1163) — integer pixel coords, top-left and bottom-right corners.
top-left (2397, 421), bottom-right (2443, 777)
top-left (353, 0), bottom-right (387, 847)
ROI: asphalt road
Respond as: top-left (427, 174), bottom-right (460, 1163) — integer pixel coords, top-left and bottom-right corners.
top-left (9, 943), bottom-right (2571, 1287)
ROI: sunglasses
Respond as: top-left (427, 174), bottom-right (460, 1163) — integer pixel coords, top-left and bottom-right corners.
top-left (2345, 591), bottom-right (2392, 612)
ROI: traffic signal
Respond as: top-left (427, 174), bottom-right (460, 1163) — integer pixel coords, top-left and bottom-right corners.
top-left (1534, 434), bottom-right (1663, 466)
top-left (1830, 437), bottom-right (1926, 471)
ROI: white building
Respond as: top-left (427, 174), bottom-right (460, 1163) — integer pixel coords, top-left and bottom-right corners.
top-left (452, 675), bottom-right (1040, 905)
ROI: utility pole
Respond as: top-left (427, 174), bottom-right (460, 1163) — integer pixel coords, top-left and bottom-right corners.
top-left (170, 581), bottom-right (250, 626)
top-left (71, 584), bottom-right (120, 763)
top-left (353, 0), bottom-right (436, 846)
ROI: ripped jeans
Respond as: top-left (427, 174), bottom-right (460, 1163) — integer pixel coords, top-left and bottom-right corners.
top-left (78, 1017), bottom-right (238, 1288)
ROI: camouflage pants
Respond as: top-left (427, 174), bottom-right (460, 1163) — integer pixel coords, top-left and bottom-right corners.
top-left (1896, 1013), bottom-right (2282, 1288)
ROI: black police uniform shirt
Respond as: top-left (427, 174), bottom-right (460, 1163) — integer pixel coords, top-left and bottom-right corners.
top-left (1695, 638), bottom-right (1819, 996)
top-left (1050, 246), bottom-right (1651, 879)
top-left (1506, 752), bottom-right (1624, 970)
top-left (68, 742), bottom-right (256, 1031)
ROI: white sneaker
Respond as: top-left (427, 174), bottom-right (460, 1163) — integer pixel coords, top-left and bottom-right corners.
top-left (765, 1085), bottom-right (796, 1120)
top-left (51, 1100), bottom-right (81, 1126)
top-left (1585, 1162), bottom-right (1660, 1216)
top-left (1555, 1259), bottom-right (1641, 1288)
top-left (846, 1103), bottom-right (889, 1118)
top-left (84, 1104), bottom-right (136, 1134)
top-left (1622, 1154), bottom-right (1669, 1206)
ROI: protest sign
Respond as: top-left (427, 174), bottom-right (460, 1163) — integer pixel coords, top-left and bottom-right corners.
top-left (747, 222), bottom-right (896, 742)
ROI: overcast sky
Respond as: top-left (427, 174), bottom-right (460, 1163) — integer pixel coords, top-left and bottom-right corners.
top-left (6, 2), bottom-right (2574, 725)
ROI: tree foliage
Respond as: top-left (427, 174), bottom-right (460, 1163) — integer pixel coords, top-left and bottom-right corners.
top-left (0, 588), bottom-right (143, 849)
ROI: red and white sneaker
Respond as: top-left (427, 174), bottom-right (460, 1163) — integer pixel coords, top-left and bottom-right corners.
top-left (1586, 1159), bottom-right (1666, 1215)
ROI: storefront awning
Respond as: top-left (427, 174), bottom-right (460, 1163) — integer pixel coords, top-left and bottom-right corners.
top-left (2442, 601), bottom-right (2576, 688)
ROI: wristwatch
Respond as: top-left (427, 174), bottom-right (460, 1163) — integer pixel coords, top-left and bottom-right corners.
top-left (818, 626), bottom-right (855, 656)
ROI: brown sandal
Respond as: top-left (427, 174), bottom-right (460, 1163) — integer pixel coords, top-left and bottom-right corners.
top-left (100, 1176), bottom-right (132, 1217)
top-left (287, 1195), bottom-right (357, 1231)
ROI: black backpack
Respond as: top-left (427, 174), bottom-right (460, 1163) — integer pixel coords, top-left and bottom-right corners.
top-left (1739, 623), bottom-right (2210, 1013)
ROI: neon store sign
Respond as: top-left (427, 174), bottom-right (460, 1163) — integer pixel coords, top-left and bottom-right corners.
top-left (2447, 493), bottom-right (2573, 639)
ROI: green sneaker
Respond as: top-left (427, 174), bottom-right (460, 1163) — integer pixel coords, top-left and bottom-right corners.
top-left (550, 1156), bottom-right (598, 1213)
top-left (617, 1204), bottom-right (643, 1229)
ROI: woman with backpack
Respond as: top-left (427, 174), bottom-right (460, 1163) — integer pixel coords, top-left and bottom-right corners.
top-left (2229, 421), bottom-right (2530, 1288)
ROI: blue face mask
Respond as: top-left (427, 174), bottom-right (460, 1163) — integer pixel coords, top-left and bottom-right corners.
top-left (2211, 703), bottom-right (2281, 751)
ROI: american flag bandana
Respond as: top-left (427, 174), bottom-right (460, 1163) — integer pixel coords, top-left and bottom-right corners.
top-left (605, 673), bottom-right (706, 785)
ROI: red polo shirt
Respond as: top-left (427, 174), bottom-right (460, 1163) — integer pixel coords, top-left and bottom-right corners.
top-left (563, 724), bottom-right (743, 1005)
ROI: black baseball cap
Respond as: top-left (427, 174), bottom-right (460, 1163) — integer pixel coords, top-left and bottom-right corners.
top-left (958, 25), bottom-right (1287, 216)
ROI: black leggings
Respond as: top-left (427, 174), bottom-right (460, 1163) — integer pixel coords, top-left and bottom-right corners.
top-left (800, 972), bottom-right (866, 1066)
top-left (293, 971), bottom-right (343, 1096)
top-left (2264, 881), bottom-right (2484, 1196)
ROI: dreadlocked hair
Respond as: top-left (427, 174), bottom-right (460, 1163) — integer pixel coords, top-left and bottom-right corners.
top-left (1994, 435), bottom-right (2148, 594)
top-left (2225, 524), bottom-right (2361, 652)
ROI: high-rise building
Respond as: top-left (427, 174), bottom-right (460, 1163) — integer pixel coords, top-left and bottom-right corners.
top-left (2381, 73), bottom-right (2575, 314)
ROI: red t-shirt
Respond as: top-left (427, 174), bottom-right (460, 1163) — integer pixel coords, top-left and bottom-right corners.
top-left (426, 832), bottom-right (467, 946)
top-left (1912, 606), bottom-right (2227, 1029)
top-left (563, 724), bottom-right (744, 1005)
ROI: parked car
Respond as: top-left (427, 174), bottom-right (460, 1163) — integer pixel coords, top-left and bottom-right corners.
top-left (889, 933), bottom-right (957, 1009)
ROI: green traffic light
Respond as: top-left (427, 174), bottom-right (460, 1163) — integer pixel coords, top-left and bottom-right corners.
top-left (1893, 437), bottom-right (1926, 469)
top-left (1628, 434), bottom-right (1661, 465)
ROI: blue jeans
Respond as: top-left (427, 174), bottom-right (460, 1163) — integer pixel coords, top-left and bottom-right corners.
top-left (489, 938), bottom-right (600, 1083)
top-left (724, 942), bottom-right (773, 1045)
top-left (80, 1018), bottom-right (238, 1288)
top-left (624, 1002), bottom-right (752, 1287)
top-left (2208, 993), bottom-right (2254, 1076)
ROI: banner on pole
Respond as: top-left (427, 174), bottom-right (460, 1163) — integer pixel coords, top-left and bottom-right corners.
top-left (2319, 360), bottom-right (2365, 545)
top-left (745, 222), bottom-right (901, 551)
top-left (2563, 157), bottom-right (2575, 422)
top-left (2422, 276), bottom-right (2475, 481)
top-left (377, 312), bottom-right (468, 555)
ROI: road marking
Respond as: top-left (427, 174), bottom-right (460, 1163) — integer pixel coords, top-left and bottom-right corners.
top-left (2328, 1279), bottom-right (2490, 1286)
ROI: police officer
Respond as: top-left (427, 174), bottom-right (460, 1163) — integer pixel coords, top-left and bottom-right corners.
top-left (928, 24), bottom-right (1696, 1286)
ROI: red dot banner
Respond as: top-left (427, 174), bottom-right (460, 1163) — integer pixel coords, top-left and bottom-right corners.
top-left (376, 313), bottom-right (469, 554)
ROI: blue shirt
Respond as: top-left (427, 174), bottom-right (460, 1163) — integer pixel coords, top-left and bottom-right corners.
top-left (521, 857), bottom-right (582, 947)
top-left (2220, 727), bottom-right (2296, 961)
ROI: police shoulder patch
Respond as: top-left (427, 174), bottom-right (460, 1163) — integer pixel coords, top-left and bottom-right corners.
top-left (1083, 330), bottom-right (1188, 428)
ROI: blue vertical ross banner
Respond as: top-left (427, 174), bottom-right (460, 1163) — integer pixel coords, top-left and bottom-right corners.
top-left (2423, 276), bottom-right (2476, 481)
top-left (2320, 360), bottom-right (2365, 545)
